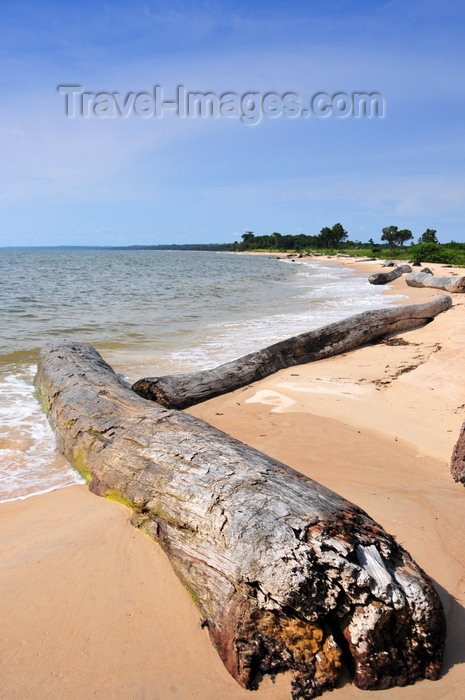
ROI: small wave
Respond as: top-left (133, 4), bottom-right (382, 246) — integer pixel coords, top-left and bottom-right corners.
top-left (0, 366), bottom-right (84, 503)
top-left (169, 266), bottom-right (403, 373)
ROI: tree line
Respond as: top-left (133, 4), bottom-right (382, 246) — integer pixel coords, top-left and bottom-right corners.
top-left (231, 224), bottom-right (443, 252)
top-left (231, 224), bottom-right (350, 251)
top-left (97, 226), bottom-right (464, 265)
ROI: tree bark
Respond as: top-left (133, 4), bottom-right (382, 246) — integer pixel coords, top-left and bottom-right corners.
top-left (35, 341), bottom-right (445, 699)
top-left (406, 271), bottom-right (465, 293)
top-left (368, 264), bottom-right (412, 285)
top-left (132, 296), bottom-right (452, 410)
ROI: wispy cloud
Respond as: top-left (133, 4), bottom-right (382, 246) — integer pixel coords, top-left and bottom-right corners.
top-left (0, 0), bottom-right (464, 244)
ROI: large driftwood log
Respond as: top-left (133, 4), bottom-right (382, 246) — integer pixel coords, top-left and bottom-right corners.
top-left (450, 420), bottom-right (465, 485)
top-left (35, 341), bottom-right (445, 699)
top-left (132, 296), bottom-right (452, 409)
top-left (406, 271), bottom-right (465, 293)
top-left (368, 264), bottom-right (412, 285)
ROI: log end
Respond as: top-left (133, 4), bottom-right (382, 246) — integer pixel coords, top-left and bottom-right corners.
top-left (368, 274), bottom-right (385, 285)
top-left (205, 595), bottom-right (343, 698)
top-left (131, 377), bottom-right (172, 408)
top-left (132, 376), bottom-right (194, 410)
top-left (208, 557), bottom-right (445, 699)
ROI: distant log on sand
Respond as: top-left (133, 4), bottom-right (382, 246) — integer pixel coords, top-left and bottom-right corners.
top-left (406, 271), bottom-right (465, 293)
top-left (35, 341), bottom-right (445, 699)
top-left (133, 296), bottom-right (452, 410)
top-left (368, 264), bottom-right (412, 285)
top-left (450, 421), bottom-right (465, 485)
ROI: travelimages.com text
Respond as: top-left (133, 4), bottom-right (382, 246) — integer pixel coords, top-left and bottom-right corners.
top-left (57, 85), bottom-right (385, 124)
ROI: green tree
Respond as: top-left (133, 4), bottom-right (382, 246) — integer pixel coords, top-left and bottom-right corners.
top-left (396, 229), bottom-right (413, 247)
top-left (270, 232), bottom-right (283, 249)
top-left (381, 225), bottom-right (399, 248)
top-left (239, 231), bottom-right (255, 250)
top-left (294, 233), bottom-right (311, 250)
top-left (319, 223), bottom-right (348, 249)
top-left (418, 228), bottom-right (438, 244)
top-left (319, 226), bottom-right (332, 248)
top-left (330, 222), bottom-right (348, 248)
top-left (281, 234), bottom-right (296, 249)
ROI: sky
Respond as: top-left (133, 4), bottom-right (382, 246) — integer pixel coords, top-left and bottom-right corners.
top-left (0, 0), bottom-right (464, 246)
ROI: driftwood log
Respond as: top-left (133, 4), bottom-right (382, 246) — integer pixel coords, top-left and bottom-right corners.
top-left (406, 270), bottom-right (465, 293)
top-left (132, 296), bottom-right (452, 410)
top-left (35, 341), bottom-right (445, 699)
top-left (368, 265), bottom-right (412, 285)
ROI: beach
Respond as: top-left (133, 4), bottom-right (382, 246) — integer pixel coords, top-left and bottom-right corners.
top-left (1, 257), bottom-right (465, 699)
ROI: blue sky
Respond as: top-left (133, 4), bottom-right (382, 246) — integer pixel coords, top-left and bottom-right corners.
top-left (0, 0), bottom-right (464, 246)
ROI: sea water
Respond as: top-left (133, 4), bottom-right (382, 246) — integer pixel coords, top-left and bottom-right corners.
top-left (0, 249), bottom-right (403, 502)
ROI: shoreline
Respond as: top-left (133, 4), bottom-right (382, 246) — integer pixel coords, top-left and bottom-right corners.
top-left (1, 256), bottom-right (465, 698)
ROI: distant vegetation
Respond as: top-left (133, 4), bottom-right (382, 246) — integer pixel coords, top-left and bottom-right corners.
top-left (229, 225), bottom-right (465, 266)
top-left (51, 226), bottom-right (462, 265)
top-left (230, 224), bottom-right (349, 252)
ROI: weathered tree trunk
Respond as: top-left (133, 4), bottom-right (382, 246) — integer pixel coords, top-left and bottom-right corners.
top-left (35, 341), bottom-right (445, 699)
top-left (368, 264), bottom-right (412, 285)
top-left (450, 420), bottom-right (465, 484)
top-left (132, 296), bottom-right (451, 410)
top-left (406, 271), bottom-right (465, 292)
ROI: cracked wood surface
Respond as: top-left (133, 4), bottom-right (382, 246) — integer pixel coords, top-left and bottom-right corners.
top-left (406, 271), bottom-right (465, 293)
top-left (450, 421), bottom-right (465, 485)
top-left (35, 341), bottom-right (445, 699)
top-left (132, 296), bottom-right (452, 409)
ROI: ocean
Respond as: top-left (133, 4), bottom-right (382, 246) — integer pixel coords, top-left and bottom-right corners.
top-left (0, 249), bottom-right (402, 503)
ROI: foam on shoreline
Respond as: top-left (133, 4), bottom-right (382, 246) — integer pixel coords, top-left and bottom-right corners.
top-left (0, 365), bottom-right (84, 503)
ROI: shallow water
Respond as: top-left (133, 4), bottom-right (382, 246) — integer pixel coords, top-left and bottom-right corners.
top-left (0, 249), bottom-right (402, 502)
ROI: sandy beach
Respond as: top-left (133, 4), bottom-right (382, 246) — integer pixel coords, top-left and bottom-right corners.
top-left (1, 257), bottom-right (465, 699)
